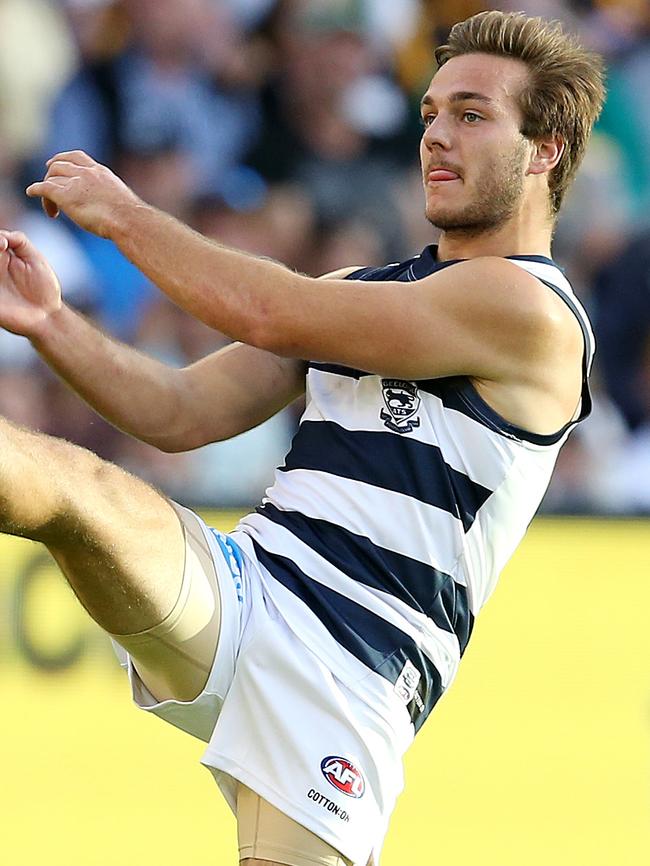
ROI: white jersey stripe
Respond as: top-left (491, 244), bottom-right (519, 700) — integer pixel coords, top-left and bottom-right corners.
top-left (302, 368), bottom-right (515, 490)
top-left (260, 468), bottom-right (466, 576)
top-left (241, 512), bottom-right (461, 686)
top-left (235, 246), bottom-right (594, 732)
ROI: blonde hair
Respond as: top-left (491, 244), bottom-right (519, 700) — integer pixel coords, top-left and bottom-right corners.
top-left (435, 10), bottom-right (606, 214)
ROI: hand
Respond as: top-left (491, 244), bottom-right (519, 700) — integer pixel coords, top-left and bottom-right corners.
top-left (0, 231), bottom-right (63, 338)
top-left (26, 150), bottom-right (141, 239)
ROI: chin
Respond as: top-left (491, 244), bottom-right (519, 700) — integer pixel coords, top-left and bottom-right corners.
top-left (426, 203), bottom-right (509, 235)
top-left (425, 207), bottom-right (466, 231)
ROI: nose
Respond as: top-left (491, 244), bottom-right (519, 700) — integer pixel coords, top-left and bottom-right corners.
top-left (422, 114), bottom-right (453, 151)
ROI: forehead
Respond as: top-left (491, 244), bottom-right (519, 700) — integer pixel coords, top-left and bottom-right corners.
top-left (424, 53), bottom-right (529, 111)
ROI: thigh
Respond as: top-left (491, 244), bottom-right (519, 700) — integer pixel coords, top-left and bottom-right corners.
top-left (237, 784), bottom-right (354, 866)
top-left (1, 419), bottom-right (216, 703)
top-left (0, 420), bottom-right (185, 636)
top-left (46, 450), bottom-right (186, 637)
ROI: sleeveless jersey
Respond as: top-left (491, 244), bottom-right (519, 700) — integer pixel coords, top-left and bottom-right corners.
top-left (231, 245), bottom-right (595, 734)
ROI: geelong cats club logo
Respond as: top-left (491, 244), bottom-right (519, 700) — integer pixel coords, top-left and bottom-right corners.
top-left (320, 756), bottom-right (366, 799)
top-left (380, 379), bottom-right (421, 434)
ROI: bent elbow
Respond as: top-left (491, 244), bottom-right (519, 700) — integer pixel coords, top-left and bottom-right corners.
top-left (151, 432), bottom-right (215, 453)
top-left (244, 314), bottom-right (288, 356)
top-left (138, 425), bottom-right (200, 453)
top-left (135, 432), bottom-right (182, 453)
top-left (245, 307), bottom-right (306, 358)
top-left (153, 437), bottom-right (185, 454)
top-left (153, 423), bottom-right (229, 453)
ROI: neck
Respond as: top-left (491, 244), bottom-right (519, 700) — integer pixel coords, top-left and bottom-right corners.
top-left (435, 204), bottom-right (555, 262)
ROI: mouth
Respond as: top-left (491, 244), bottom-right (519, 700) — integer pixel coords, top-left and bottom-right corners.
top-left (426, 169), bottom-right (461, 183)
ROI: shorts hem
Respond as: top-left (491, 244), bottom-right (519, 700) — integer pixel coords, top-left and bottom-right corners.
top-left (124, 658), bottom-right (228, 742)
top-left (113, 505), bottom-right (244, 743)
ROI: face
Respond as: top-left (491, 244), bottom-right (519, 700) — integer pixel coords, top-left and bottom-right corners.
top-left (419, 53), bottom-right (532, 235)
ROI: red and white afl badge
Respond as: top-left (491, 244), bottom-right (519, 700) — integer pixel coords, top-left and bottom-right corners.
top-left (320, 756), bottom-right (366, 799)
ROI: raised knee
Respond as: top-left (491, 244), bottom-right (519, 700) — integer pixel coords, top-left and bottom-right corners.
top-left (0, 427), bottom-right (126, 545)
top-left (45, 455), bottom-right (140, 548)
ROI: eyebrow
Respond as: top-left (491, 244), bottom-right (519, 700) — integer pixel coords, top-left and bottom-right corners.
top-left (420, 91), bottom-right (496, 109)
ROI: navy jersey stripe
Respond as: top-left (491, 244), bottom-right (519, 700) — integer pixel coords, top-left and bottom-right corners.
top-left (348, 248), bottom-right (559, 283)
top-left (306, 365), bottom-right (580, 446)
top-left (346, 256), bottom-right (424, 282)
top-left (308, 361), bottom-right (368, 379)
top-left (251, 540), bottom-right (443, 732)
top-left (257, 503), bottom-right (474, 654)
top-left (418, 377), bottom-right (571, 444)
top-left (280, 420), bottom-right (493, 531)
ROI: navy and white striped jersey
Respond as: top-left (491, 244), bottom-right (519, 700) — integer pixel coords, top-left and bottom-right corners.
top-left (231, 245), bottom-right (595, 734)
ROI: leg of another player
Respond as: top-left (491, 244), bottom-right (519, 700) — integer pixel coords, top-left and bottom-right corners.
top-left (0, 415), bottom-right (198, 697)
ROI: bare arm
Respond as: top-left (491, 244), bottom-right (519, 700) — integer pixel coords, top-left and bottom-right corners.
top-left (27, 151), bottom-right (582, 430)
top-left (0, 231), bottom-right (308, 451)
top-left (33, 305), bottom-right (305, 451)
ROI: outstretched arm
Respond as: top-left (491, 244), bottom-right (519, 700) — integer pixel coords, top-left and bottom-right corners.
top-left (27, 151), bottom-right (564, 386)
top-left (0, 231), bottom-right (305, 451)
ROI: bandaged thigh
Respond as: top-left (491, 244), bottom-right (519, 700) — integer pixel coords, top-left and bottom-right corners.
top-left (110, 504), bottom-right (221, 702)
top-left (237, 784), bottom-right (354, 866)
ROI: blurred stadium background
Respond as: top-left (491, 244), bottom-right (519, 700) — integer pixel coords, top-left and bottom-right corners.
top-left (0, 0), bottom-right (648, 863)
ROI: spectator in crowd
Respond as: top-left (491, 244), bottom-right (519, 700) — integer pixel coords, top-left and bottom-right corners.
top-left (592, 230), bottom-right (650, 434)
top-left (0, 0), bottom-right (74, 165)
top-left (1, 0), bottom-right (649, 513)
top-left (596, 5), bottom-right (650, 221)
top-left (41, 0), bottom-right (261, 191)
top-left (248, 1), bottom-right (415, 259)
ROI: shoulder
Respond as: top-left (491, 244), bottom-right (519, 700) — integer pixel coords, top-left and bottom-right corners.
top-left (412, 256), bottom-right (583, 379)
top-left (425, 256), bottom-right (575, 335)
top-left (429, 255), bottom-right (552, 299)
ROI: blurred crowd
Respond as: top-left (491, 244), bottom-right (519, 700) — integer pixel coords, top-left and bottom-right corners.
top-left (0, 0), bottom-right (648, 512)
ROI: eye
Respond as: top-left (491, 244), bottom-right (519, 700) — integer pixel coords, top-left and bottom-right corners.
top-left (463, 111), bottom-right (482, 123)
top-left (420, 113), bottom-right (436, 128)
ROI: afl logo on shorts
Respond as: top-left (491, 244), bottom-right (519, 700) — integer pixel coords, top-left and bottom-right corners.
top-left (320, 756), bottom-right (365, 799)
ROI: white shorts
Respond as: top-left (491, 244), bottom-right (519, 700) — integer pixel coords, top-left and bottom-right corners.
top-left (115, 508), bottom-right (410, 866)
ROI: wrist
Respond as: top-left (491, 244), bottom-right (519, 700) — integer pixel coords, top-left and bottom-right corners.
top-left (103, 197), bottom-right (151, 244)
top-left (29, 302), bottom-right (73, 351)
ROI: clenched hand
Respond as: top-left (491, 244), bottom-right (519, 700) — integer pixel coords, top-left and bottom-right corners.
top-left (0, 231), bottom-right (63, 339)
top-left (26, 150), bottom-right (141, 238)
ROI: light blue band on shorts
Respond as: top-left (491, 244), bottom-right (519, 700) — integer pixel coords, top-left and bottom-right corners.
top-left (210, 529), bottom-right (244, 604)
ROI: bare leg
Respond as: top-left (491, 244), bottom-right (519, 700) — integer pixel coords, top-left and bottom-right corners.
top-left (0, 416), bottom-right (185, 639)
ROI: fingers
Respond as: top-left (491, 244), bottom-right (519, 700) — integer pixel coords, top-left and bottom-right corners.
top-left (25, 179), bottom-right (66, 200)
top-left (0, 230), bottom-right (43, 263)
top-left (0, 229), bottom-right (28, 249)
top-left (28, 159), bottom-right (86, 218)
top-left (26, 177), bottom-right (69, 220)
top-left (29, 156), bottom-right (99, 219)
top-left (39, 164), bottom-right (82, 218)
top-left (44, 160), bottom-right (89, 180)
top-left (46, 150), bottom-right (96, 168)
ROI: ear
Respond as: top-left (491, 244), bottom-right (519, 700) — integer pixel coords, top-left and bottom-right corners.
top-left (526, 135), bottom-right (564, 176)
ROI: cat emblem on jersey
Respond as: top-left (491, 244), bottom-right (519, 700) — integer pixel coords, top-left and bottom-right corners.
top-left (380, 379), bottom-right (421, 434)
